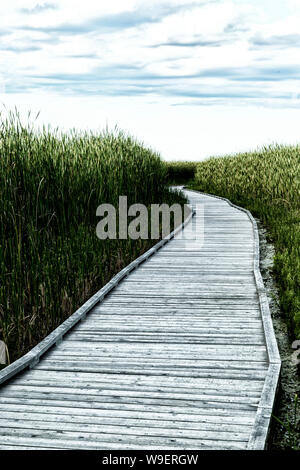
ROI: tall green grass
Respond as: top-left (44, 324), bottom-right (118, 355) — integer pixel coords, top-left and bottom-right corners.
top-left (0, 110), bottom-right (185, 362)
top-left (192, 145), bottom-right (300, 338)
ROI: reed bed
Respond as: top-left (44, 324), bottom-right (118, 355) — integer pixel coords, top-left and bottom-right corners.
top-left (166, 161), bottom-right (197, 183)
top-left (0, 111), bottom-right (185, 362)
top-left (192, 145), bottom-right (300, 339)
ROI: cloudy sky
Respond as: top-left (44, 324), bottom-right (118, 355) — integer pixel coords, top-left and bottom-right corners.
top-left (1, 0), bottom-right (300, 160)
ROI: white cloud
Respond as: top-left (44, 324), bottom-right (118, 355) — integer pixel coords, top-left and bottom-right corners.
top-left (0, 0), bottom-right (300, 159)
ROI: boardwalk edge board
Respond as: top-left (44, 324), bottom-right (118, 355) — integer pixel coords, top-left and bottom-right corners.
top-left (185, 188), bottom-right (281, 450)
top-left (0, 205), bottom-right (195, 386)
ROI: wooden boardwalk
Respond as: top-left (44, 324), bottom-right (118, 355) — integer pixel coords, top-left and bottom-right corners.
top-left (0, 189), bottom-right (280, 450)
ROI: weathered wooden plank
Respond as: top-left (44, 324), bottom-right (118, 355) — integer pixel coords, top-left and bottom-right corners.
top-left (10, 375), bottom-right (264, 393)
top-left (63, 335), bottom-right (267, 348)
top-left (94, 304), bottom-right (261, 312)
top-left (0, 389), bottom-right (262, 409)
top-left (92, 309), bottom-right (261, 316)
top-left (78, 318), bottom-right (263, 326)
top-left (116, 280), bottom-right (257, 288)
top-left (32, 366), bottom-right (267, 381)
top-left (144, 261), bottom-right (253, 266)
top-left (0, 418), bottom-right (251, 442)
top-left (4, 382), bottom-right (261, 400)
top-left (0, 410), bottom-right (254, 434)
top-left (54, 340), bottom-right (267, 353)
top-left (33, 362), bottom-right (265, 378)
top-left (74, 327), bottom-right (262, 335)
top-left (55, 333), bottom-right (266, 346)
top-left (77, 323), bottom-right (263, 331)
top-left (145, 255), bottom-right (254, 260)
top-left (81, 314), bottom-right (262, 321)
top-left (113, 287), bottom-right (257, 295)
top-left (0, 403), bottom-right (256, 425)
top-left (60, 336), bottom-right (265, 346)
top-left (0, 434), bottom-right (248, 450)
top-left (102, 299), bottom-right (260, 306)
top-left (36, 353), bottom-right (268, 367)
top-left (0, 445), bottom-right (57, 450)
top-left (123, 276), bottom-right (255, 282)
top-left (158, 250), bottom-right (253, 254)
top-left (70, 328), bottom-right (264, 337)
top-left (0, 410), bottom-right (254, 431)
top-left (127, 271), bottom-right (255, 277)
top-left (123, 279), bottom-right (255, 286)
top-left (0, 395), bottom-right (259, 414)
top-left (14, 368), bottom-right (265, 386)
top-left (109, 294), bottom-right (258, 301)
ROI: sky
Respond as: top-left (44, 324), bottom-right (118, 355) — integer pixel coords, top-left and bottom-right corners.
top-left (1, 0), bottom-right (300, 160)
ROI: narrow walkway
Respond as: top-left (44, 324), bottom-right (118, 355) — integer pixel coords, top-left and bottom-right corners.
top-left (0, 189), bottom-right (280, 450)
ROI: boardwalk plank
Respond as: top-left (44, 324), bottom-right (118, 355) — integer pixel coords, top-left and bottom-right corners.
top-left (0, 435), bottom-right (248, 450)
top-left (0, 411), bottom-right (255, 432)
top-left (0, 395), bottom-right (260, 413)
top-left (0, 419), bottom-right (251, 442)
top-left (0, 405), bottom-right (256, 425)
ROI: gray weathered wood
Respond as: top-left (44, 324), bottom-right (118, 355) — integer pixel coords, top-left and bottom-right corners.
top-left (0, 188), bottom-right (280, 450)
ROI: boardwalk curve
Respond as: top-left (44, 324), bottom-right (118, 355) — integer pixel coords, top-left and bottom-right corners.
top-left (0, 189), bottom-right (280, 450)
